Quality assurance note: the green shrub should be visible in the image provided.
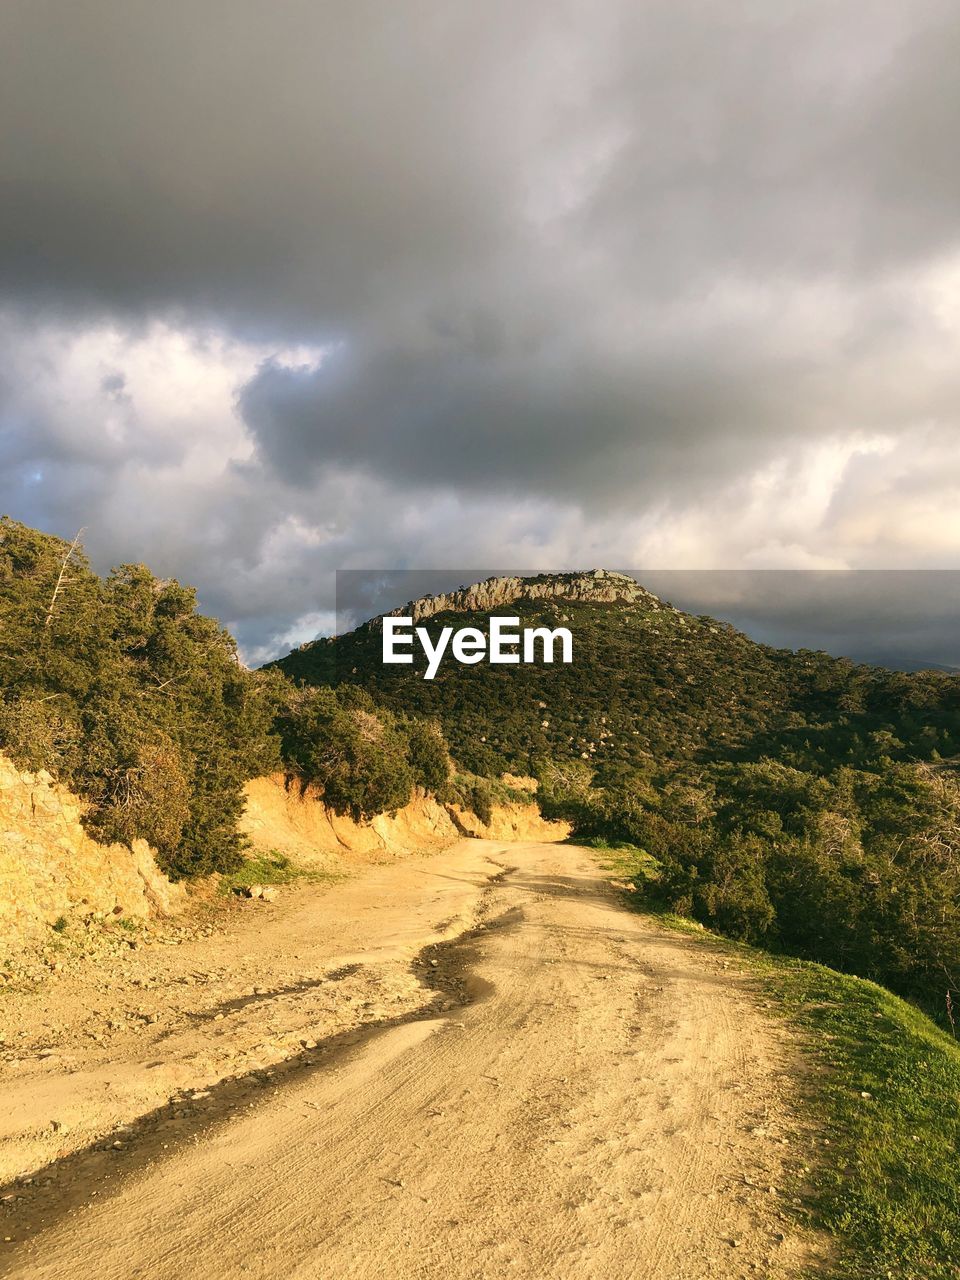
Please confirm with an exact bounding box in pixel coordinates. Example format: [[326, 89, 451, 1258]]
[[276, 685, 411, 819], [404, 717, 451, 794], [468, 778, 494, 826]]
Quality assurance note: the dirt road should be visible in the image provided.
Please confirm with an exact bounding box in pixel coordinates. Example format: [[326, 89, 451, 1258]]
[[1, 841, 818, 1278]]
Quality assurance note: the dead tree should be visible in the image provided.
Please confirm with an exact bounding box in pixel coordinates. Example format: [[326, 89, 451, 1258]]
[[44, 528, 85, 628]]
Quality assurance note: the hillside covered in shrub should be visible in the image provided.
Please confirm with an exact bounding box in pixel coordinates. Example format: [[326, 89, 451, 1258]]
[[0, 520, 458, 877]]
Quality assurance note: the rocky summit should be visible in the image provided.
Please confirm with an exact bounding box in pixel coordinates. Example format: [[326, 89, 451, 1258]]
[[381, 570, 666, 628]]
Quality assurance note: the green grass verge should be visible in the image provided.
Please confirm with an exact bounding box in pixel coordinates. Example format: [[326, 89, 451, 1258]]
[[760, 957, 960, 1279], [594, 846, 960, 1279], [576, 836, 661, 881], [217, 850, 341, 896]]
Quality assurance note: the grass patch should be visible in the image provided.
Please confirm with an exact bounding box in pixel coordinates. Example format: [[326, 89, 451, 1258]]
[[217, 850, 339, 896], [761, 957, 960, 1279], [596, 844, 960, 1279], [580, 837, 660, 881]]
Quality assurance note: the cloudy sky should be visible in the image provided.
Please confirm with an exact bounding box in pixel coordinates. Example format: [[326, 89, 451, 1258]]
[[2, 1, 960, 663]]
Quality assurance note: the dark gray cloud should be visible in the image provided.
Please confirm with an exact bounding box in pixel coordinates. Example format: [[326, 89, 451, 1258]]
[[238, 334, 785, 506], [3, 1, 959, 328], [639, 571, 960, 670], [0, 0, 539, 334], [2, 2, 960, 660]]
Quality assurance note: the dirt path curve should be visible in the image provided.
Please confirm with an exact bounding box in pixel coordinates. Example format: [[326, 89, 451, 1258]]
[[2, 842, 817, 1279]]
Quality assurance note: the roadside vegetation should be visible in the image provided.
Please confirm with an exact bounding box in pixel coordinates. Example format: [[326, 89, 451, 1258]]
[[0, 518, 282, 876], [275, 682, 451, 820], [544, 753, 960, 1027], [767, 957, 960, 1279]]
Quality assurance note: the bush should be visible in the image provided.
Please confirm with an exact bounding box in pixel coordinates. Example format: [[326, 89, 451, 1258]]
[[0, 695, 83, 776], [404, 718, 451, 794], [468, 778, 494, 826], [276, 685, 413, 819], [93, 733, 191, 859], [598, 757, 960, 1019]]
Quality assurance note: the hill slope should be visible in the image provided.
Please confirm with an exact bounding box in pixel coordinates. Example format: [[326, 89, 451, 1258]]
[[277, 570, 960, 780]]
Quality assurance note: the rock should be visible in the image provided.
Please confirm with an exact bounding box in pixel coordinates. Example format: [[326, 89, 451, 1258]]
[[375, 571, 660, 628], [260, 887, 278, 903]]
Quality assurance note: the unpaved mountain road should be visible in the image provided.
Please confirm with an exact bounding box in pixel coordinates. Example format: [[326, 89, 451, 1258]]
[[1, 841, 821, 1279]]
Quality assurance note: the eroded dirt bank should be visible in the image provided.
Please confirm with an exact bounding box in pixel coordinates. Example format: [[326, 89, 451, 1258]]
[[0, 753, 185, 952], [240, 773, 569, 868], [0, 842, 822, 1279]]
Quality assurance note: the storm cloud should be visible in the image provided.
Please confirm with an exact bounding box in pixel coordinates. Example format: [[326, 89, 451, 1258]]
[[1, 1, 960, 660]]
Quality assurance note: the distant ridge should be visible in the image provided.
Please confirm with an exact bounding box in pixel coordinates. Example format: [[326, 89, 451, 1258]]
[[373, 570, 667, 630]]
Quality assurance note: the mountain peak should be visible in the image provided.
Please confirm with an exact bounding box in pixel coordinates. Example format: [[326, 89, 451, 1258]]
[[382, 570, 665, 626]]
